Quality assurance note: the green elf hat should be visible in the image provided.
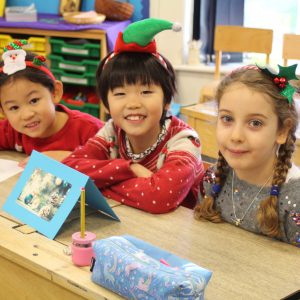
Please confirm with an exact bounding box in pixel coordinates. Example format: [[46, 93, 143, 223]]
[[114, 18, 181, 54]]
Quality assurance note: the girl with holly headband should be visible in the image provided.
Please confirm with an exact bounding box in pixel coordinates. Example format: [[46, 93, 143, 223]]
[[0, 40, 103, 166], [194, 64, 300, 246], [63, 18, 205, 213]]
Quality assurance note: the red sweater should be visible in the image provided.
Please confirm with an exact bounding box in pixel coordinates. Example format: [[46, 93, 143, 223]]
[[63, 116, 204, 214], [0, 104, 103, 155]]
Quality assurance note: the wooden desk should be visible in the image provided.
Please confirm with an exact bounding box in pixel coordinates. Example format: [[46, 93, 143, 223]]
[[1, 152, 299, 300], [0, 27, 107, 121], [181, 102, 300, 165]]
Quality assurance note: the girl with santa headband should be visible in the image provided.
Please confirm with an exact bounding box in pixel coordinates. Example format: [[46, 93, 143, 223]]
[[0, 40, 103, 166], [63, 18, 205, 213]]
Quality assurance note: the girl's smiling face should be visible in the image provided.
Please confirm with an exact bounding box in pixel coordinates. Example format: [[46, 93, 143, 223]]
[[0, 77, 63, 138], [217, 82, 289, 183], [107, 82, 169, 153]]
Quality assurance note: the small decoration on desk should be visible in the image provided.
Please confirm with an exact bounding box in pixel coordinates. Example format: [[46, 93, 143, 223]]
[[5, 3, 37, 22], [63, 10, 106, 24], [71, 187, 97, 267]]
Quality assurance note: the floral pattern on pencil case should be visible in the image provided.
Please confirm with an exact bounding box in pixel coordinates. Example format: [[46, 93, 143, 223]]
[[91, 236, 210, 300]]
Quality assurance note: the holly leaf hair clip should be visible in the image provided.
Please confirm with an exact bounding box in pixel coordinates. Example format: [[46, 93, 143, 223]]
[[258, 64, 298, 105]]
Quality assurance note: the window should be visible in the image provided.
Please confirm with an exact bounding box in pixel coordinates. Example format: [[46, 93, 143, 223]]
[[244, 0, 300, 66], [194, 0, 300, 66]]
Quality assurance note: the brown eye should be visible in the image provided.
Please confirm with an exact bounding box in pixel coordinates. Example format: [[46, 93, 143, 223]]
[[249, 120, 263, 127], [220, 115, 232, 123]]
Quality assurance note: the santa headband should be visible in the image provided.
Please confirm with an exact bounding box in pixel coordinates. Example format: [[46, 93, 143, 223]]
[[103, 18, 182, 69], [0, 39, 55, 82]]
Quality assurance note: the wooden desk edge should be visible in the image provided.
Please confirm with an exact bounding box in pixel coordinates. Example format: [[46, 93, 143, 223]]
[[0, 215, 122, 300]]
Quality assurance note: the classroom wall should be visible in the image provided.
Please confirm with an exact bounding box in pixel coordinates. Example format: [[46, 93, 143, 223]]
[[150, 0, 214, 105], [149, 0, 191, 65]]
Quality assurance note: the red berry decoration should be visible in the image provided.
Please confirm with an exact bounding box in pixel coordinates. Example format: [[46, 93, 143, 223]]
[[37, 56, 46, 62], [273, 76, 286, 89]]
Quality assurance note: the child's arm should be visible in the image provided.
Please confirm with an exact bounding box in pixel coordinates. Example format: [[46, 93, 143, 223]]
[[101, 151, 203, 213], [63, 135, 137, 187], [63, 125, 203, 213], [130, 163, 153, 177]]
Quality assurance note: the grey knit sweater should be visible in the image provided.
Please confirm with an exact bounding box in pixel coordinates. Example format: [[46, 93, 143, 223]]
[[199, 164, 300, 247]]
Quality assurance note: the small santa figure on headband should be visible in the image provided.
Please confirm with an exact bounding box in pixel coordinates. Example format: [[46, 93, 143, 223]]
[[2, 39, 28, 75]]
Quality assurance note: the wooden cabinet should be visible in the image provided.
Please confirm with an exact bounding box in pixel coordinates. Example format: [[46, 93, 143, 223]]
[[0, 27, 107, 120]]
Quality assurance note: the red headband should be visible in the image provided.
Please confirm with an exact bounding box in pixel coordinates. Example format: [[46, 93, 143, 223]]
[[103, 31, 168, 70], [0, 61, 56, 82]]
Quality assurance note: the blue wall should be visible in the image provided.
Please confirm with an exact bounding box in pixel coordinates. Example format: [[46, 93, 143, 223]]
[[6, 0, 60, 14], [6, 0, 149, 20]]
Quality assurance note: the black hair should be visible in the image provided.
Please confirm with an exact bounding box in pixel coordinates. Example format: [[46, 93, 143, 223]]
[[0, 52, 55, 93], [96, 52, 177, 123]]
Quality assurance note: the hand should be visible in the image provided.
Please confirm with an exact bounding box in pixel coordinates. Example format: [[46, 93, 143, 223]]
[[130, 163, 153, 178], [18, 151, 72, 168]]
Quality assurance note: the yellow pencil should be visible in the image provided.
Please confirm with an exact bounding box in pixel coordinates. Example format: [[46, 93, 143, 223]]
[[80, 187, 85, 238]]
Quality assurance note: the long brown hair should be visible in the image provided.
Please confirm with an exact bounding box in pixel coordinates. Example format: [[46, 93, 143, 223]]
[[194, 67, 298, 238]]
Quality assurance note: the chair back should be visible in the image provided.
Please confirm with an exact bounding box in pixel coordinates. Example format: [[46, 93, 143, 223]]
[[282, 34, 300, 66], [214, 25, 273, 79]]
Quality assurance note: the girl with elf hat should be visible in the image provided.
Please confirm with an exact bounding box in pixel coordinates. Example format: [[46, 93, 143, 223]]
[[63, 18, 205, 213], [195, 64, 300, 247], [0, 40, 103, 166]]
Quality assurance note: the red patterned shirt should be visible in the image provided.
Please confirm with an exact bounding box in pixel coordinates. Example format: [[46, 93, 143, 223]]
[[63, 116, 204, 213]]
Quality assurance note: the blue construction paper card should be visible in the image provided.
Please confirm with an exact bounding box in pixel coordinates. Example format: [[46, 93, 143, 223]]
[[2, 150, 119, 239]]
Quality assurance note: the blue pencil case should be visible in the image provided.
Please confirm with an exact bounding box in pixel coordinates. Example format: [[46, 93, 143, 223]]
[[91, 235, 212, 300]]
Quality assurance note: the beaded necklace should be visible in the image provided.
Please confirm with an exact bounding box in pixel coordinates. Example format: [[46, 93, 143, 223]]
[[125, 124, 167, 161]]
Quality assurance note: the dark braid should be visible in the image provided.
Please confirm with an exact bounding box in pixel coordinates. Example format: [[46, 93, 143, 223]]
[[215, 152, 228, 186], [194, 152, 228, 222]]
